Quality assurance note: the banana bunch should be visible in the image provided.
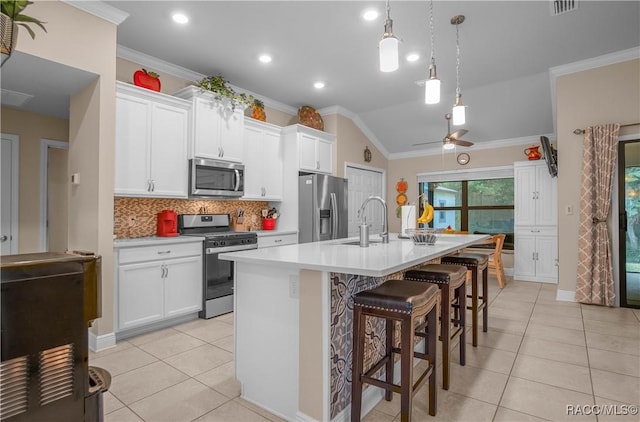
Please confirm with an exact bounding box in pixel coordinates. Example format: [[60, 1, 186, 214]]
[[417, 201, 434, 225]]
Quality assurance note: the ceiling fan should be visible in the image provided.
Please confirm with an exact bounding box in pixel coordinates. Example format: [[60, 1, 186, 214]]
[[413, 113, 474, 149]]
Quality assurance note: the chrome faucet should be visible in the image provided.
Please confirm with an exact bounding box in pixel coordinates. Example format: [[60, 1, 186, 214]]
[[357, 196, 389, 244]]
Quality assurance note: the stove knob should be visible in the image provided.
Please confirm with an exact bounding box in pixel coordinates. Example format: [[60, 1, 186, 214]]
[[212, 241, 219, 247], [220, 241, 226, 246]]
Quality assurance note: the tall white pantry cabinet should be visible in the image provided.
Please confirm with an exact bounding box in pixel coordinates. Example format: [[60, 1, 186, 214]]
[[514, 161, 558, 283]]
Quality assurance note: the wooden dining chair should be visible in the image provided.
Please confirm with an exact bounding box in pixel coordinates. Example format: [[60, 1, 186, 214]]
[[484, 234, 506, 288]]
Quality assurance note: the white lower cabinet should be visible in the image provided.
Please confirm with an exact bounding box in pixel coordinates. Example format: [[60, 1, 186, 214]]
[[116, 241, 202, 332], [514, 227, 558, 283]]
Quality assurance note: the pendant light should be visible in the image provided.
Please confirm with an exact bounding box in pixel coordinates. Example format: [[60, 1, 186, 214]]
[[451, 15, 466, 126], [424, 0, 440, 104], [379, 0, 399, 72]]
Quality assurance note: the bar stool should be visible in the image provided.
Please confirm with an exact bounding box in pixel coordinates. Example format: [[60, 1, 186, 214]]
[[405, 264, 467, 390], [440, 253, 488, 347], [351, 279, 439, 422]]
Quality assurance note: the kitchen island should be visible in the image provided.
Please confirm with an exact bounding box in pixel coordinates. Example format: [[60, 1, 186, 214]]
[[220, 233, 488, 422]]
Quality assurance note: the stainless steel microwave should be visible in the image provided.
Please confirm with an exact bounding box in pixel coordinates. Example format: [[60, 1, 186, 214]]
[[189, 158, 244, 198]]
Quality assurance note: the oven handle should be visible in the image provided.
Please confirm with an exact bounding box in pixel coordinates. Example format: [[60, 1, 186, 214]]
[[206, 244, 257, 254], [234, 169, 241, 191]]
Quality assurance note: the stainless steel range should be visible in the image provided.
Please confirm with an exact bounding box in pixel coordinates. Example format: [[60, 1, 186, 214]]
[[178, 214, 257, 319]]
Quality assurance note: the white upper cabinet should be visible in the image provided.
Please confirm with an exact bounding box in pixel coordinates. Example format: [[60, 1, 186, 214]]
[[243, 119, 283, 200], [282, 124, 335, 175], [514, 161, 557, 227], [174, 86, 246, 163], [115, 82, 189, 198]]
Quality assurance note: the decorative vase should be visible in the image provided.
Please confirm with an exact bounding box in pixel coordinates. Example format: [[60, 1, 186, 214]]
[[252, 104, 266, 121], [1, 13, 18, 64], [524, 146, 541, 160]]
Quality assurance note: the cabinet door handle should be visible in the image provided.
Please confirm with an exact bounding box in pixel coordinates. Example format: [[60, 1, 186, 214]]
[[532, 192, 536, 200], [165, 266, 169, 278], [532, 252, 536, 261], [157, 250, 171, 255], [316, 161, 320, 170], [274, 239, 282, 243], [531, 229, 540, 233], [221, 147, 224, 158], [218, 147, 222, 157], [151, 180, 155, 192], [147, 180, 152, 192]]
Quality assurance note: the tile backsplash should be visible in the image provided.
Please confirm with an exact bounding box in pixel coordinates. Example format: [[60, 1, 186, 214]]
[[114, 197, 269, 238]]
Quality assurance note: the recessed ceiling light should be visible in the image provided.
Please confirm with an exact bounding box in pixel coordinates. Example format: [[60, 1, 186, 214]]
[[314, 81, 325, 89], [363, 9, 378, 21], [172, 13, 189, 24], [258, 54, 272, 64], [406, 53, 420, 62]]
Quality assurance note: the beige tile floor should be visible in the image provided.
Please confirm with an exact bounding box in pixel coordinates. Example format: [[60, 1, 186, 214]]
[[92, 277, 640, 422]]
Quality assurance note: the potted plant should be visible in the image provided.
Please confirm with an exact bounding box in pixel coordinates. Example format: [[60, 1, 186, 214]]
[[1, 0, 47, 62], [195, 73, 255, 111]]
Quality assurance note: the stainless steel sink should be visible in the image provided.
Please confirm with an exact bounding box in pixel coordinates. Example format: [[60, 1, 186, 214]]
[[341, 240, 382, 246]]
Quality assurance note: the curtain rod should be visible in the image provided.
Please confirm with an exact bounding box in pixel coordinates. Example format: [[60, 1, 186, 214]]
[[573, 122, 640, 135]]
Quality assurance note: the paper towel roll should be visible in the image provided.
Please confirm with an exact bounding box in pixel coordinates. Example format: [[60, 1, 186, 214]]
[[401, 205, 416, 236]]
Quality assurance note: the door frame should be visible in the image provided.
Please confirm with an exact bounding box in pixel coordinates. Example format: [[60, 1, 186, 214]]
[[39, 139, 69, 251], [1, 133, 20, 254], [617, 135, 640, 308]]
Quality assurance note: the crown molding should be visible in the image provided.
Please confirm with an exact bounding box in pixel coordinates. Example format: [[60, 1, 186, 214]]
[[61, 1, 129, 25], [117, 45, 206, 82], [116, 45, 297, 116], [388, 133, 556, 160], [317, 105, 390, 158], [548, 47, 640, 134]]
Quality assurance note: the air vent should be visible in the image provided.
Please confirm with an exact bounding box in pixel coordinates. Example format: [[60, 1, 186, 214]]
[[39, 344, 74, 406], [551, 0, 579, 15], [0, 88, 34, 107], [0, 356, 29, 419]]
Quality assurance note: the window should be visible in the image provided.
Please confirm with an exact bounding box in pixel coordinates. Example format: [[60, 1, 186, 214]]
[[418, 177, 514, 249]]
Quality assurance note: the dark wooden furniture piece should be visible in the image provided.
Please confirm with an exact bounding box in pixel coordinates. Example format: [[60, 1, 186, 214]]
[[351, 279, 439, 422], [440, 253, 489, 347], [405, 264, 467, 390]]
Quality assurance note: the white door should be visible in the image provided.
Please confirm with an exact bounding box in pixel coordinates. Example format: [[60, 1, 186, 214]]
[[150, 102, 188, 197], [164, 256, 203, 318], [47, 146, 68, 252], [346, 165, 384, 237], [1, 135, 18, 255]]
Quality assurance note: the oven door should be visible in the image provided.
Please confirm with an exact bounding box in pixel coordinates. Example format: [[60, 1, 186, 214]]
[[204, 243, 257, 302], [204, 250, 234, 301]]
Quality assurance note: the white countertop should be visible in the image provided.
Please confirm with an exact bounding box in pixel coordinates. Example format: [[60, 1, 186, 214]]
[[220, 233, 489, 277], [113, 235, 205, 248]]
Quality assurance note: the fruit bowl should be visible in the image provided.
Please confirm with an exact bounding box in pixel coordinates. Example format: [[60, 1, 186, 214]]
[[405, 228, 439, 245]]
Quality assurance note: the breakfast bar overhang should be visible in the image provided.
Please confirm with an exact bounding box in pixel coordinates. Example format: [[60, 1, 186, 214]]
[[220, 233, 489, 421]]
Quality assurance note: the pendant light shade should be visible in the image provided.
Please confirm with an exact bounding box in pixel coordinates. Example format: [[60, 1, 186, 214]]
[[424, 0, 440, 104], [452, 94, 465, 125], [379, 0, 398, 73], [425, 65, 440, 104], [379, 35, 399, 72], [451, 15, 466, 126]]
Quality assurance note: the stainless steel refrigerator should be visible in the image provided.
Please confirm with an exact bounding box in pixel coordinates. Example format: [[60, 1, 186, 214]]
[[299, 174, 348, 243]]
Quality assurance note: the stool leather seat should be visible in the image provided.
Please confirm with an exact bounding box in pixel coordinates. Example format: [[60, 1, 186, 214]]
[[405, 265, 466, 286], [441, 253, 488, 267], [353, 279, 440, 313]]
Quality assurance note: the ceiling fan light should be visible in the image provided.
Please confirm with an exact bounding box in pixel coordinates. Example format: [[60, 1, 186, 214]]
[[452, 94, 466, 125], [443, 140, 456, 150], [424, 64, 440, 104], [379, 32, 399, 72]]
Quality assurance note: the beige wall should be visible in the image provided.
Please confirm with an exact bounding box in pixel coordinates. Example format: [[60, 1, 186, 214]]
[[18, 0, 118, 338], [556, 59, 640, 296], [330, 114, 388, 178], [1, 107, 69, 252]]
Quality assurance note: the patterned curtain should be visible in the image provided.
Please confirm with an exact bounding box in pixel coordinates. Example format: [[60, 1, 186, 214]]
[[575, 124, 620, 306]]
